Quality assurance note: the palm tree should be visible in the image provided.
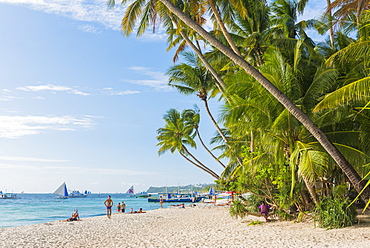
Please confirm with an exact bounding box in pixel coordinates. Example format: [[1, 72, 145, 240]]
[[109, 0, 370, 200], [327, 0, 370, 25], [182, 107, 227, 168], [156, 108, 220, 179], [157, 0, 370, 201], [167, 52, 228, 141]]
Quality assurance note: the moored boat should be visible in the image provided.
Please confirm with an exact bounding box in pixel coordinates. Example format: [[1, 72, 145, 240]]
[[148, 193, 202, 203], [136, 191, 151, 198], [68, 190, 88, 198], [0, 191, 17, 199]]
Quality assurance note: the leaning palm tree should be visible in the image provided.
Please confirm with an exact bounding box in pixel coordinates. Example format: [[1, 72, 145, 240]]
[[156, 108, 220, 179]]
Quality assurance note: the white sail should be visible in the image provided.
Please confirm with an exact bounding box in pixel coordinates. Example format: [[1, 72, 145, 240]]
[[53, 182, 68, 197], [126, 185, 134, 194], [121, 185, 135, 197]]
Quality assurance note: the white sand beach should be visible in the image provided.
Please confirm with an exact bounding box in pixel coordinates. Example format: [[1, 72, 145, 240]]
[[1, 206, 369, 248]]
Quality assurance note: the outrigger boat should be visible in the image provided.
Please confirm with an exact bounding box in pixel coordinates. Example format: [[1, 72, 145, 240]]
[[148, 193, 202, 203], [53, 182, 69, 199], [68, 190, 88, 198], [0, 191, 17, 199], [53, 182, 90, 198]]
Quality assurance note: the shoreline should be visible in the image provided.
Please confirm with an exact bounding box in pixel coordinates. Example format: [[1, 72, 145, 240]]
[[1, 206, 370, 247]]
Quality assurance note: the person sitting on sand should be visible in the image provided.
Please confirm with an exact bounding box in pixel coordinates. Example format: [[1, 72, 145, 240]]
[[128, 208, 146, 214], [63, 209, 80, 222], [258, 201, 270, 222]]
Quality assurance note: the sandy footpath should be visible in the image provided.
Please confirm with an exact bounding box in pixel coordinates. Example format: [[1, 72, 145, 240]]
[[1, 206, 370, 248]]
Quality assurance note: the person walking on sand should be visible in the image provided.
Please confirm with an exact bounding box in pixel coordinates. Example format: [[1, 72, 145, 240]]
[[121, 201, 126, 213], [259, 201, 270, 222], [104, 195, 113, 218], [117, 202, 121, 213], [159, 196, 163, 208]]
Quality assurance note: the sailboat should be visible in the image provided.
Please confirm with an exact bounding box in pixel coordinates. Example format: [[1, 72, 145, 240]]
[[121, 185, 135, 197], [53, 182, 69, 199], [53, 183, 89, 198]]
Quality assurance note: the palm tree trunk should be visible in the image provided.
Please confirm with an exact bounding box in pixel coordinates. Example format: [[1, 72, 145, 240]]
[[208, 0, 241, 56], [196, 129, 226, 168], [203, 99, 245, 167], [181, 145, 220, 180], [248, 130, 254, 166], [178, 30, 227, 91], [169, 15, 227, 92], [326, 0, 335, 49], [203, 99, 228, 143], [159, 0, 370, 202], [302, 176, 319, 205]]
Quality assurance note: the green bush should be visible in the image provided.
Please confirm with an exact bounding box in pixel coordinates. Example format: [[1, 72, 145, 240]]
[[229, 198, 248, 218], [313, 197, 357, 229]]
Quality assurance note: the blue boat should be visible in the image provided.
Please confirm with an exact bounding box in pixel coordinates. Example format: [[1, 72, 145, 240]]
[[148, 193, 202, 203]]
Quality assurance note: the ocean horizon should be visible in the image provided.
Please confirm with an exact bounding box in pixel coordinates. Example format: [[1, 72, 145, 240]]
[[0, 193, 166, 228]]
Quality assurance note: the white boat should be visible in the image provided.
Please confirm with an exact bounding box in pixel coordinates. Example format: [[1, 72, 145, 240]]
[[121, 185, 136, 197], [0, 190, 17, 199], [68, 190, 88, 198], [53, 183, 89, 198]]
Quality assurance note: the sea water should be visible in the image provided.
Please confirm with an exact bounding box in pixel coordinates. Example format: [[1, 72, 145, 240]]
[[0, 194, 168, 228]]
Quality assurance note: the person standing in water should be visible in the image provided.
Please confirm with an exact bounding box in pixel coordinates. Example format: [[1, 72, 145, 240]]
[[121, 201, 126, 213], [104, 195, 113, 218]]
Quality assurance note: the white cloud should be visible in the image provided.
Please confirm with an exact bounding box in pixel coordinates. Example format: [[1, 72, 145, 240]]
[[0, 96, 19, 101], [17, 84, 90, 95], [78, 24, 100, 34], [103, 88, 140, 96], [0, 162, 155, 176], [0, 156, 66, 162], [0, 115, 96, 138], [125, 67, 172, 91], [0, 0, 166, 42]]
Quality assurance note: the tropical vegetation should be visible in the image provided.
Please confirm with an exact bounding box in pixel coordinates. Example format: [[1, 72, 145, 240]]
[[109, 0, 370, 228]]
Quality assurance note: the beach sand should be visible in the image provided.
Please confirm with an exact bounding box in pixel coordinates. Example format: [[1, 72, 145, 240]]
[[1, 206, 369, 247]]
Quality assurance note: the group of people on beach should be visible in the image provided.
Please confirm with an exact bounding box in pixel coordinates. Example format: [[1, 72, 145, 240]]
[[64, 196, 271, 222], [104, 195, 145, 218]]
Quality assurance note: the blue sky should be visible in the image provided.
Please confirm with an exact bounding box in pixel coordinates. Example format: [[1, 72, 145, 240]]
[[0, 0, 326, 193]]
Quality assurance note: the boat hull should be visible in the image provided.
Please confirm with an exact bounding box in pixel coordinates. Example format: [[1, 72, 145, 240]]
[[68, 195, 88, 198], [148, 198, 201, 203], [0, 194, 17, 199]]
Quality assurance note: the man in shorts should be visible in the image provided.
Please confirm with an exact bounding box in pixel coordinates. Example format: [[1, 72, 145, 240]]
[[104, 195, 113, 218]]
